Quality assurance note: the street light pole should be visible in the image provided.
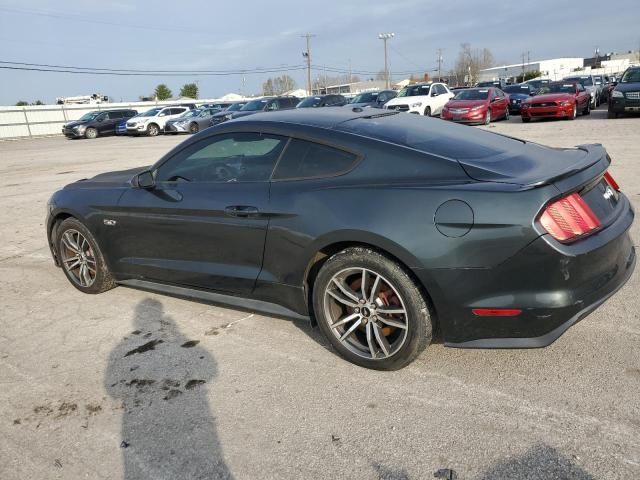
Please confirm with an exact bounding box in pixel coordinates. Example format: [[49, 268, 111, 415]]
[[301, 33, 315, 95], [378, 33, 394, 89]]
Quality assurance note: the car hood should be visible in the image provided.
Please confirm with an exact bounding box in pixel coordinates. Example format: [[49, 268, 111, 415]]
[[64, 120, 87, 128], [445, 99, 487, 109], [229, 111, 260, 119], [526, 93, 572, 103], [66, 167, 148, 189], [385, 96, 428, 105], [615, 82, 640, 93]]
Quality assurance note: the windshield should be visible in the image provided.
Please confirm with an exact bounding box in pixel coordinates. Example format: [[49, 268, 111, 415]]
[[503, 85, 530, 94], [453, 89, 489, 100], [140, 108, 162, 117], [397, 85, 430, 97], [621, 69, 640, 83], [351, 92, 377, 103], [178, 109, 200, 119], [566, 77, 593, 87], [226, 103, 245, 112], [241, 99, 268, 111], [297, 96, 323, 108], [78, 112, 99, 121], [538, 83, 576, 94]]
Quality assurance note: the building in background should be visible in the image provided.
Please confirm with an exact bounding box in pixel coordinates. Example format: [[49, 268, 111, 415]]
[[478, 58, 584, 83]]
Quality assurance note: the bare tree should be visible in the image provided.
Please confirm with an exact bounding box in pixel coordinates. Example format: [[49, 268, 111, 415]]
[[262, 75, 296, 95], [453, 43, 495, 86]]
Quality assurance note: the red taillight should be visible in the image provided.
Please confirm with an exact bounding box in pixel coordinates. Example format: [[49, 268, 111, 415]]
[[540, 193, 601, 242], [472, 308, 522, 317], [604, 171, 620, 191]]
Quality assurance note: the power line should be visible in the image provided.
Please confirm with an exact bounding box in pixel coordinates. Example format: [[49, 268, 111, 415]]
[[0, 6, 195, 33], [0, 65, 307, 77]]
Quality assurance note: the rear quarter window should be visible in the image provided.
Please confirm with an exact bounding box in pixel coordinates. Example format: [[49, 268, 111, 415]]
[[273, 139, 358, 180]]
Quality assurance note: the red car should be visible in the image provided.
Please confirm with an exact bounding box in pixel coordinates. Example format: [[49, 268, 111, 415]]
[[441, 87, 509, 125], [521, 82, 591, 122]]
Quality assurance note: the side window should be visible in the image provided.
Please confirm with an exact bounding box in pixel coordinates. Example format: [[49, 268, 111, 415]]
[[156, 133, 287, 183], [110, 111, 123, 119], [96, 112, 108, 121], [171, 108, 187, 115], [273, 139, 358, 180], [126, 111, 137, 118], [266, 100, 279, 111]]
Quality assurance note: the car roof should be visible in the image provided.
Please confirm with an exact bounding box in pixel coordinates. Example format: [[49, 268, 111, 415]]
[[227, 107, 388, 129]]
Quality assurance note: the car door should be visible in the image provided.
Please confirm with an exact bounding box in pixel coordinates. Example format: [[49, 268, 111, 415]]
[[495, 89, 508, 117], [108, 132, 289, 294]]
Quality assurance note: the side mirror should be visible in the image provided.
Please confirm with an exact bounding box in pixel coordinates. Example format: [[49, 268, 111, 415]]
[[135, 170, 155, 189]]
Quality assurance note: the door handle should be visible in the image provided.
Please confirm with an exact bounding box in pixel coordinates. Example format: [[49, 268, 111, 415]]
[[224, 205, 259, 218]]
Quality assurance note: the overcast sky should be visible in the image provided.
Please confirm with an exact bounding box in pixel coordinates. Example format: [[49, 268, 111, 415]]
[[0, 0, 638, 104]]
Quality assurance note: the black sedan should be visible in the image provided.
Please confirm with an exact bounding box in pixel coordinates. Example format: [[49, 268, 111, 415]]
[[46, 109, 635, 370], [503, 83, 535, 114], [608, 66, 640, 118]]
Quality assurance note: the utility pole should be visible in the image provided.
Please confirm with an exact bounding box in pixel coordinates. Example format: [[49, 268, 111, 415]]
[[436, 48, 444, 82], [301, 34, 315, 95], [521, 52, 526, 81], [378, 33, 395, 89]]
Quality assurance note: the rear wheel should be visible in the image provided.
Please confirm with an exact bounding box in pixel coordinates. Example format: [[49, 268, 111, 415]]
[[147, 123, 160, 137], [583, 101, 591, 115], [85, 127, 98, 139], [522, 117, 531, 123], [313, 247, 431, 370], [189, 122, 199, 134], [424, 106, 431, 117], [56, 217, 116, 294]]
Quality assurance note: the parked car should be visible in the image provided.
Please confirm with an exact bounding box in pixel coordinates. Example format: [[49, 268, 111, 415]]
[[608, 66, 640, 118], [221, 96, 299, 122], [348, 90, 397, 109], [126, 106, 190, 136], [62, 109, 137, 139], [525, 78, 551, 92], [199, 103, 233, 110], [563, 75, 599, 108], [593, 75, 610, 103], [521, 81, 591, 122], [208, 102, 247, 127], [46, 108, 635, 369], [441, 87, 509, 124], [476, 79, 506, 89], [297, 94, 347, 108], [384, 82, 454, 116], [503, 84, 535, 114], [165, 108, 219, 134]]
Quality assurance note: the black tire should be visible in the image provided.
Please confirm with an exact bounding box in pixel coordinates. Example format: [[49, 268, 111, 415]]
[[313, 247, 431, 370], [55, 217, 116, 294], [189, 122, 199, 134], [424, 106, 431, 117], [522, 117, 531, 123], [583, 102, 591, 115], [85, 127, 98, 139], [607, 111, 618, 119], [504, 108, 510, 121], [568, 103, 577, 120], [484, 109, 491, 125], [147, 123, 160, 137]]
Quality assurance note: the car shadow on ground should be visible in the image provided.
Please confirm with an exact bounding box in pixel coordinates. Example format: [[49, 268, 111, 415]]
[[105, 298, 233, 479]]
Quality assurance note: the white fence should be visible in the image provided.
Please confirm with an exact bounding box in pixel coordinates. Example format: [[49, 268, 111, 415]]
[[0, 98, 241, 139]]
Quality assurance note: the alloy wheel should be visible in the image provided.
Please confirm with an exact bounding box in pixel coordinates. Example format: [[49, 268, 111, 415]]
[[189, 123, 199, 134], [60, 229, 97, 287], [323, 267, 409, 360]]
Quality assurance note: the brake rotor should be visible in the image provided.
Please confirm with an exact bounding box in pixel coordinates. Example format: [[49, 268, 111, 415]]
[[349, 277, 401, 336]]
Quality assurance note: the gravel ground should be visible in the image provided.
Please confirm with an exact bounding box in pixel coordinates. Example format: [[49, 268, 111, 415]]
[[1, 107, 638, 480]]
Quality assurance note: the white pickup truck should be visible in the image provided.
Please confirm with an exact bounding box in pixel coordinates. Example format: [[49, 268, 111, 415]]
[[126, 106, 190, 136], [384, 82, 454, 116]]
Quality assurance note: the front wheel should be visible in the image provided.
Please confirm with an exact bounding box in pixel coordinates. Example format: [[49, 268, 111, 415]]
[[56, 217, 116, 294], [569, 103, 577, 120], [504, 108, 510, 121], [85, 127, 98, 139], [484, 109, 491, 125], [607, 111, 618, 119], [189, 122, 199, 134], [147, 123, 160, 137], [424, 106, 431, 117], [313, 247, 432, 370]]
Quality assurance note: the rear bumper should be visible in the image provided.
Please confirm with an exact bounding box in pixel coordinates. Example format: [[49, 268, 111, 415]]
[[416, 195, 635, 348]]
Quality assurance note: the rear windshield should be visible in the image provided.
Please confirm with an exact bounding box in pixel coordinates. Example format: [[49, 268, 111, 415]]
[[336, 111, 522, 160], [350, 92, 378, 103], [297, 96, 323, 108], [503, 85, 530, 94], [454, 89, 489, 100]]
